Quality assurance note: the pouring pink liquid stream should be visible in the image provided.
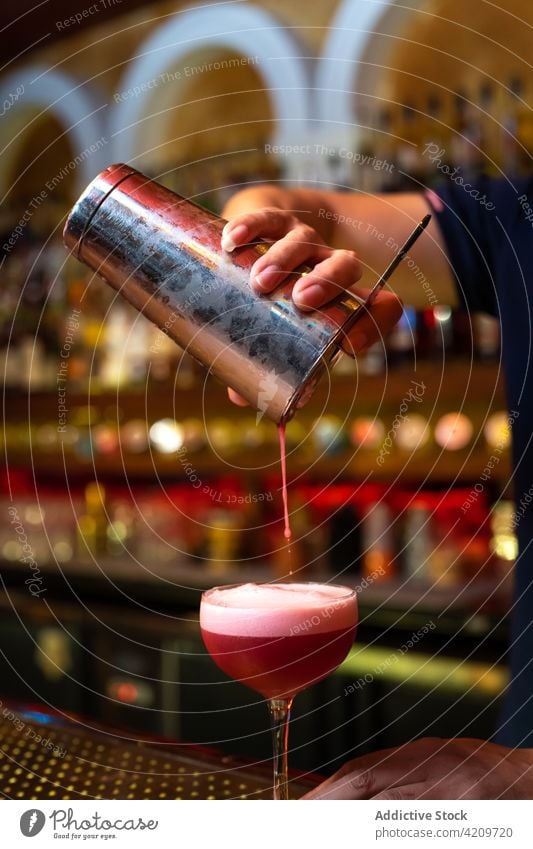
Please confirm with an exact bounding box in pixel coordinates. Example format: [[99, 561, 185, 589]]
[[278, 423, 292, 542]]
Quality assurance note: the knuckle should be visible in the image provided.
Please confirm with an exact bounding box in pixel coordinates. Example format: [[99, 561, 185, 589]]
[[333, 758, 359, 779], [294, 222, 319, 243], [452, 740, 485, 764], [284, 211, 301, 227], [413, 736, 443, 752], [335, 249, 362, 280], [268, 208, 298, 229], [337, 248, 359, 265], [264, 236, 294, 260], [347, 768, 374, 794]]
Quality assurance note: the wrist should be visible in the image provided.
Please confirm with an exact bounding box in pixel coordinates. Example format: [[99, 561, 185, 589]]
[[221, 186, 288, 220]]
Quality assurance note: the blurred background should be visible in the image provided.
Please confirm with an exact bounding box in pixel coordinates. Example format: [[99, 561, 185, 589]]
[[0, 0, 531, 775]]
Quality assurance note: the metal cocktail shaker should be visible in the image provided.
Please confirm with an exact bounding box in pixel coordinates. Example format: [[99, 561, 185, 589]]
[[63, 164, 365, 423]]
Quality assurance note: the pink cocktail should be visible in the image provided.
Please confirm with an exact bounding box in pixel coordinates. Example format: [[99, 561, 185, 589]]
[[200, 582, 358, 799]]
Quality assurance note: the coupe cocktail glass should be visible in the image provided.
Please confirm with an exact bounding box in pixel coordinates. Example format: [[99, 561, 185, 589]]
[[200, 582, 358, 799]]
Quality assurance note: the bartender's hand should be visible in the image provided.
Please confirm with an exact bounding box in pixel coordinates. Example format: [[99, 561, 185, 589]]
[[302, 737, 533, 800], [221, 208, 402, 406]]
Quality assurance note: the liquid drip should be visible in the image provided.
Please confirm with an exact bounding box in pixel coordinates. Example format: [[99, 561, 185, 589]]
[[278, 422, 292, 542]]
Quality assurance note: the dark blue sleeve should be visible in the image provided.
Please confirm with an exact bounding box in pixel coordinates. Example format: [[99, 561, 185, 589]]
[[425, 176, 533, 317], [426, 175, 533, 747]]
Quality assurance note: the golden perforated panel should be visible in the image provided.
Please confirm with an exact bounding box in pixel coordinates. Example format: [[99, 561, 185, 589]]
[[0, 708, 316, 800]]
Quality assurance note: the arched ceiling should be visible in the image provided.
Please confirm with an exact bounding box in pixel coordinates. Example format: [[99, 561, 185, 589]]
[[358, 0, 533, 108], [131, 47, 274, 169]]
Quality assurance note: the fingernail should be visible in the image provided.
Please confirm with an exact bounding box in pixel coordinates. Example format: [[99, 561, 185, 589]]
[[293, 283, 327, 310], [221, 234, 236, 252], [254, 264, 281, 291], [221, 223, 248, 252]]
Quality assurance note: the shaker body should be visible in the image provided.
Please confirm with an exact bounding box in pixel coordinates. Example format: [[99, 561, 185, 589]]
[[63, 164, 363, 423]]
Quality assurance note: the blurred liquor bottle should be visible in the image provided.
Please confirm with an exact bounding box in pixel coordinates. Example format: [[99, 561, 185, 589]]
[[361, 500, 397, 580]]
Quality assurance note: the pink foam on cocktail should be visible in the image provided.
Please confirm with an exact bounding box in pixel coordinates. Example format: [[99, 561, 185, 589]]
[[200, 582, 357, 637]]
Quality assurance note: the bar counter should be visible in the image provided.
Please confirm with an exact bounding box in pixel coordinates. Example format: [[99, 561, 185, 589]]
[[0, 702, 319, 800]]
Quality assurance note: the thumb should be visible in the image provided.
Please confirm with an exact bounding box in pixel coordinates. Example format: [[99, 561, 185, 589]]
[[341, 288, 403, 356]]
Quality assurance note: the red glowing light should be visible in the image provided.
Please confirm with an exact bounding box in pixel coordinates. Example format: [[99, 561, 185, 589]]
[[115, 682, 138, 704]]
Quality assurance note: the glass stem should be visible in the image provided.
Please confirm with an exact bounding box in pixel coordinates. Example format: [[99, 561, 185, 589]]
[[268, 698, 293, 800]]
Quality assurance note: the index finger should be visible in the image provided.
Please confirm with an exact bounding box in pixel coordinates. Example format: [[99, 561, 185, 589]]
[[221, 208, 297, 251]]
